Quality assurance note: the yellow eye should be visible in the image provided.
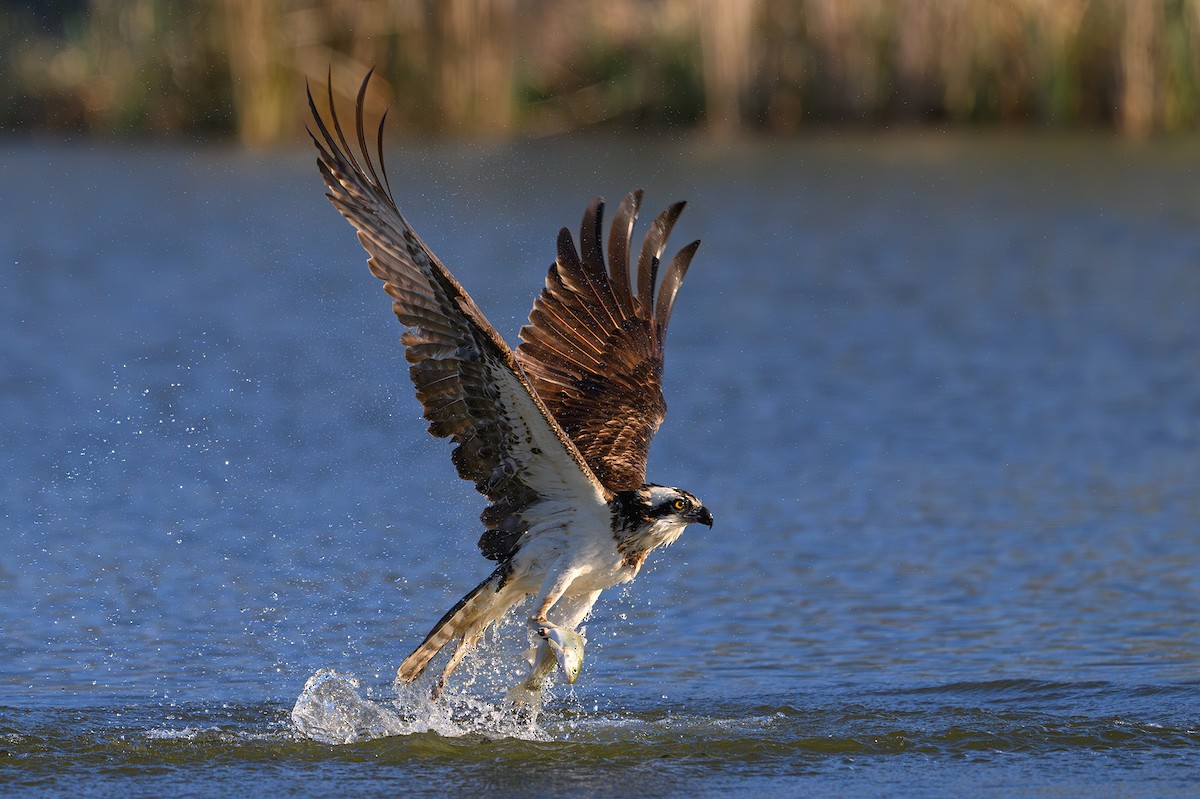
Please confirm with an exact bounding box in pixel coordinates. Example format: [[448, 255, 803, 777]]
[[672, 498, 688, 511]]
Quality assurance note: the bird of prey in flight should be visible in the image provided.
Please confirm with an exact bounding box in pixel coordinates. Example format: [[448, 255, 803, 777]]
[[308, 72, 713, 699]]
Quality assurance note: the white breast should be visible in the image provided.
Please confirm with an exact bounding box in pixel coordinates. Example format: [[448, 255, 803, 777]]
[[506, 495, 626, 591]]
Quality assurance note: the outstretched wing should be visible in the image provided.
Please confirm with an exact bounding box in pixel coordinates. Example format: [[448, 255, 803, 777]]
[[515, 191, 700, 492], [308, 72, 611, 564]]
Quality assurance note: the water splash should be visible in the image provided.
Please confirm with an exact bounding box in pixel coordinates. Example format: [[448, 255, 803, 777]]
[[291, 668, 551, 744], [291, 670, 409, 744], [290, 604, 589, 743]]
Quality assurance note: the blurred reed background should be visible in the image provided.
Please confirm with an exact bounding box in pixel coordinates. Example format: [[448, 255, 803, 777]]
[[3, 0, 1200, 143]]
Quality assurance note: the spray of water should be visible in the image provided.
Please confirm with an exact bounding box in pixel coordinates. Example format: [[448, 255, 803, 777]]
[[290, 609, 577, 743]]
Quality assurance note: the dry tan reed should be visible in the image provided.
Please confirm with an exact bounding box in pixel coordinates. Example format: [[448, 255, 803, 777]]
[[3, 0, 1200, 141]]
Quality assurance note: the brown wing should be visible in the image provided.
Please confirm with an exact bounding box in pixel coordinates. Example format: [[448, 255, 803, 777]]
[[308, 72, 610, 564], [515, 191, 701, 492]]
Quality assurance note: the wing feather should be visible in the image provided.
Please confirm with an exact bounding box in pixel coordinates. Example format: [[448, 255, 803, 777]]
[[308, 73, 611, 564], [635, 202, 686, 317], [654, 239, 702, 338], [606, 190, 641, 318], [516, 192, 701, 491]]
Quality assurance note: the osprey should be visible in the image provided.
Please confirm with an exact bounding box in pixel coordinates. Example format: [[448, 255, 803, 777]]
[[308, 73, 713, 698]]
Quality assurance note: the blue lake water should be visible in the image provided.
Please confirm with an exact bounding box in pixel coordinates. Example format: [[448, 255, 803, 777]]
[[2, 133, 1199, 796]]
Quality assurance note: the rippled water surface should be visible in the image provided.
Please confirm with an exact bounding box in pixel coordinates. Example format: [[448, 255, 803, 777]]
[[3, 134, 1199, 797]]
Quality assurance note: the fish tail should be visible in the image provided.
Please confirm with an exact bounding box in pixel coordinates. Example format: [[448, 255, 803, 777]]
[[396, 566, 511, 684]]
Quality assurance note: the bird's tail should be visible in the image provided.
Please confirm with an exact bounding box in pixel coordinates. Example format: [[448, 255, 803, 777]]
[[396, 567, 513, 684]]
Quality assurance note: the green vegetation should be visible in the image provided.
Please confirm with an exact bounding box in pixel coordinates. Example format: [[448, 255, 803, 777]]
[[4, 0, 1200, 142]]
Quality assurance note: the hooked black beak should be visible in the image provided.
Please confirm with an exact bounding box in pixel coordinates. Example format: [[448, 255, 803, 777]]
[[691, 506, 714, 528]]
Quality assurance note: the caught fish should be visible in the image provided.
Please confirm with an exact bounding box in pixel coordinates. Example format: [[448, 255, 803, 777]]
[[513, 621, 587, 698], [538, 623, 587, 684]]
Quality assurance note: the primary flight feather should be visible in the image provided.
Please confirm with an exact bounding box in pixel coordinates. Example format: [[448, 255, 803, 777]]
[[308, 72, 712, 699]]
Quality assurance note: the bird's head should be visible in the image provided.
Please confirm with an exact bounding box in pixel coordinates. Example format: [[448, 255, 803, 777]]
[[642, 484, 713, 529], [613, 484, 713, 545]]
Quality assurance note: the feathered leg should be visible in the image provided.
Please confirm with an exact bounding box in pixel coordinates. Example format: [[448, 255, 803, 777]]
[[431, 633, 479, 699], [530, 565, 583, 623]]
